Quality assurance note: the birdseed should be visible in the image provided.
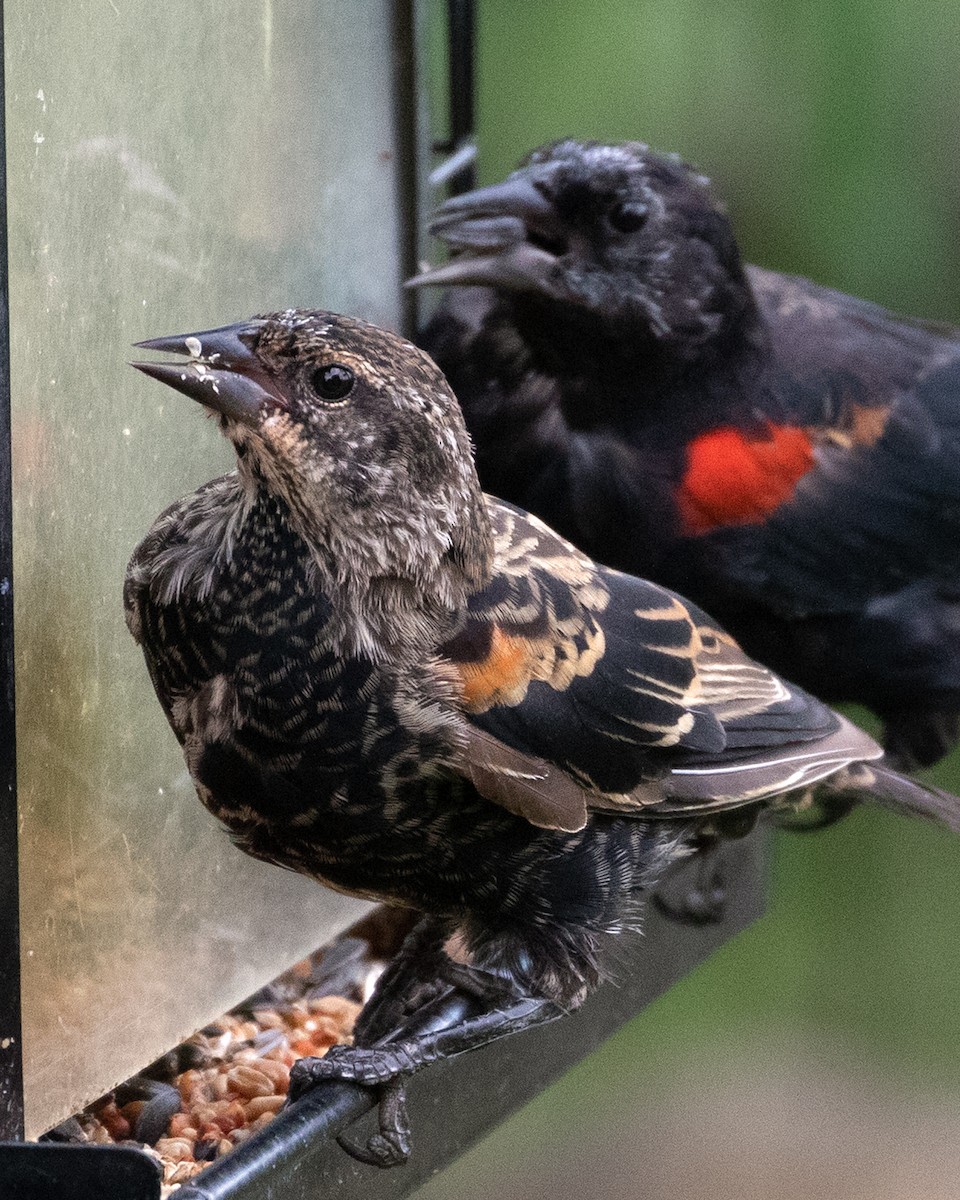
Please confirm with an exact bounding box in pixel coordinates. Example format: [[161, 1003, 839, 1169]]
[[39, 933, 381, 1197]]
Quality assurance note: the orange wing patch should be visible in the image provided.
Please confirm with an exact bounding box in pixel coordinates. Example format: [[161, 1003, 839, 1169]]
[[677, 422, 814, 535], [448, 619, 606, 714], [457, 625, 535, 710]]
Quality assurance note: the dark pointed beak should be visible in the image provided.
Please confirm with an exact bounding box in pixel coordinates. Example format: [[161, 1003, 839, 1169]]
[[407, 169, 571, 296], [131, 319, 284, 426], [430, 173, 560, 236]]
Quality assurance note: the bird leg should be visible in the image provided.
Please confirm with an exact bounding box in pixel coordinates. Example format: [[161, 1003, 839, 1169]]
[[654, 787, 860, 929], [289, 929, 565, 1167], [350, 917, 454, 1046], [353, 916, 536, 1045], [338, 1076, 412, 1167], [653, 841, 728, 926]]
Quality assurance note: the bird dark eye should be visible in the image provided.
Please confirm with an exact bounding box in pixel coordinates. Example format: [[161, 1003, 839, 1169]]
[[311, 364, 355, 402], [609, 201, 648, 234]]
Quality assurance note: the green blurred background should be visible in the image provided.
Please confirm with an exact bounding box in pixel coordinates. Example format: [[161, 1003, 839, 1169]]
[[417, 3, 960, 1197]]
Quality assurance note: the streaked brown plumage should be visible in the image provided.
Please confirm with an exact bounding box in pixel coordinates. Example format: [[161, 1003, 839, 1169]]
[[125, 309, 960, 1166]]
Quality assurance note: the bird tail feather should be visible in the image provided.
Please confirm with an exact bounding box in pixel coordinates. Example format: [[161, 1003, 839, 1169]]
[[833, 760, 960, 833]]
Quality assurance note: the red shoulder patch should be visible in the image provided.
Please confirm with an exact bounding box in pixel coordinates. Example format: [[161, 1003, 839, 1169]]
[[677, 422, 814, 535]]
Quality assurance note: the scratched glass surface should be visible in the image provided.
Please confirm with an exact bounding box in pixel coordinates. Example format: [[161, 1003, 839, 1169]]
[[6, 1, 409, 1136]]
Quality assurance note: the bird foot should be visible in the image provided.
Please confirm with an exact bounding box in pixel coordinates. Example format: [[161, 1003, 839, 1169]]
[[653, 846, 727, 926], [287, 985, 564, 1167], [881, 708, 960, 773], [777, 792, 858, 832], [337, 1125, 412, 1170], [289, 1046, 417, 1168], [350, 918, 519, 1048], [289, 1042, 422, 1097]]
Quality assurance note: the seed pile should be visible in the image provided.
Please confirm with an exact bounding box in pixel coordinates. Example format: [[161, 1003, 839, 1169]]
[[42, 933, 381, 1195]]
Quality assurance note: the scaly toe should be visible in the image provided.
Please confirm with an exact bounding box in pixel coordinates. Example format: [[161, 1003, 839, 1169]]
[[337, 1129, 411, 1169]]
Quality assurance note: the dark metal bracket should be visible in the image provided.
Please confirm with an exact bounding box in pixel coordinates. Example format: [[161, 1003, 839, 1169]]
[[0, 1144, 162, 1200]]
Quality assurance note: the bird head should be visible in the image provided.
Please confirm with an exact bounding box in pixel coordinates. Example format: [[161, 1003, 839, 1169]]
[[132, 310, 493, 605], [411, 140, 756, 358]]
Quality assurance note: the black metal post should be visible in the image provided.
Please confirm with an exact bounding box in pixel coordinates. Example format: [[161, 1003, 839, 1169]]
[[446, 0, 475, 187], [392, 0, 420, 337], [430, 0, 477, 196]]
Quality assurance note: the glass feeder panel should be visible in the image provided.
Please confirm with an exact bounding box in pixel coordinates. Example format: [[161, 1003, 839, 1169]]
[[5, 0, 405, 1136]]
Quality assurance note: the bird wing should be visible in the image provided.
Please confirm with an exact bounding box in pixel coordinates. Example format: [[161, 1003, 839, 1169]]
[[748, 264, 960, 406], [676, 269, 960, 613], [440, 500, 880, 831], [701, 356, 960, 613]]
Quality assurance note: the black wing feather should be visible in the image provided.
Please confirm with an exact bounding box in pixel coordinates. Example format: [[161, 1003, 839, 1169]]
[[715, 359, 960, 612], [454, 503, 877, 825]]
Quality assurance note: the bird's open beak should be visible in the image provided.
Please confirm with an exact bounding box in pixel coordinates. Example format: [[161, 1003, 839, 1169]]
[[406, 171, 571, 297], [131, 319, 284, 426]]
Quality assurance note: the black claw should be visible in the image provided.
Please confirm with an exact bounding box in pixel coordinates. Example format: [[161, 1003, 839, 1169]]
[[287, 1055, 326, 1105], [337, 1078, 412, 1168], [286, 975, 562, 1170], [288, 1047, 360, 1099], [287, 1052, 413, 1169], [337, 1129, 412, 1169], [288, 1044, 417, 1097]]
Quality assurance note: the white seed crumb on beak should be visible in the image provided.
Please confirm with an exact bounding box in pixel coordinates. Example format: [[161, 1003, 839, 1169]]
[[185, 336, 203, 359]]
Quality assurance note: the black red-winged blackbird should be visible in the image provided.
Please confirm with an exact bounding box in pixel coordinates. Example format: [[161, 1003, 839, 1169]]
[[412, 139, 960, 770], [126, 310, 960, 1167]]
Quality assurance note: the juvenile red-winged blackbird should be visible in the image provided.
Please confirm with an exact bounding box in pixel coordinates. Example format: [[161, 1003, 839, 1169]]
[[412, 139, 960, 770], [126, 310, 960, 1167]]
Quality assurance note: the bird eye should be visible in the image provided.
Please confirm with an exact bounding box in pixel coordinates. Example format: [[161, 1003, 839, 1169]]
[[609, 201, 648, 234], [311, 363, 355, 402]]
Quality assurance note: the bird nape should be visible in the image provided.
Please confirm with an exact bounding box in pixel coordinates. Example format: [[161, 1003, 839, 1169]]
[[126, 308, 960, 1167], [411, 138, 960, 771]]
